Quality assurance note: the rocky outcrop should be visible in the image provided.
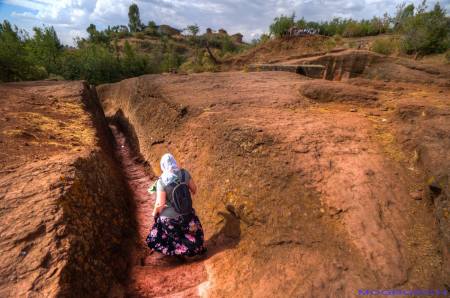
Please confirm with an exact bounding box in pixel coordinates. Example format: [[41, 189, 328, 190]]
[[296, 50, 450, 85], [0, 82, 133, 297], [97, 71, 448, 297], [302, 50, 382, 80]]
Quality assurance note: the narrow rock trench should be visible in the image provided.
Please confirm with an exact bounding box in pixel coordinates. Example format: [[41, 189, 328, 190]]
[[109, 124, 208, 297]]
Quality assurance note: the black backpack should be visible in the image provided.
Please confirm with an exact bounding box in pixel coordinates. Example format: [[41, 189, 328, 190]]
[[163, 170, 193, 215]]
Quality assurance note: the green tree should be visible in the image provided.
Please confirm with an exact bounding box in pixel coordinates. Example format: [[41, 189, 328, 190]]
[[269, 14, 295, 38], [161, 42, 183, 72], [87, 24, 98, 40], [400, 1, 450, 55], [186, 24, 200, 36], [259, 33, 270, 43], [128, 3, 143, 33], [111, 25, 130, 38], [394, 3, 415, 31], [145, 21, 158, 36], [60, 43, 121, 84], [121, 41, 151, 77], [91, 25, 113, 45], [27, 26, 62, 74], [0, 20, 45, 81]]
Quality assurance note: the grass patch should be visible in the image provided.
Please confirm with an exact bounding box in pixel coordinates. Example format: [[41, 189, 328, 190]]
[[6, 111, 95, 147], [372, 125, 407, 162], [370, 38, 399, 55]]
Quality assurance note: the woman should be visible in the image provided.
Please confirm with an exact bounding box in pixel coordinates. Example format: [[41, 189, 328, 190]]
[[146, 153, 206, 257]]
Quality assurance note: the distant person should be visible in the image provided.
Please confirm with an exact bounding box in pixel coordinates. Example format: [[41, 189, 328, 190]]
[[146, 153, 206, 258]]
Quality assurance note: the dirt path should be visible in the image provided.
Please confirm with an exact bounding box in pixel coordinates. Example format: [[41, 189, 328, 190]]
[[109, 124, 208, 298]]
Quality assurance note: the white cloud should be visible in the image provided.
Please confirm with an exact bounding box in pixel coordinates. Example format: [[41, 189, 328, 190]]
[[3, 0, 450, 45], [4, 0, 47, 11]]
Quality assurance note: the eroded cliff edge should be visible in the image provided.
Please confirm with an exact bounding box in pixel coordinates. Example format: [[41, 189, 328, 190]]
[[0, 81, 134, 297]]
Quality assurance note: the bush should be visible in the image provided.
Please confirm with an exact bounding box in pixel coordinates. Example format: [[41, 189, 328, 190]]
[[333, 34, 343, 44], [342, 21, 364, 37], [121, 41, 152, 77], [26, 26, 63, 75], [269, 14, 295, 38], [116, 31, 129, 39], [145, 21, 159, 36], [66, 44, 122, 84], [400, 2, 450, 55], [0, 21, 48, 81], [371, 38, 396, 55], [139, 40, 152, 50], [203, 34, 239, 56], [178, 50, 217, 73], [0, 21, 166, 84], [134, 32, 145, 40], [324, 38, 336, 52], [160, 43, 184, 72], [179, 60, 204, 73]]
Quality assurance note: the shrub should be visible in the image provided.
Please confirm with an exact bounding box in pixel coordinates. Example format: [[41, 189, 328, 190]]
[[134, 32, 145, 39], [371, 38, 396, 55], [121, 41, 152, 78], [0, 20, 48, 81], [116, 31, 129, 39], [324, 38, 337, 52], [333, 34, 343, 44], [145, 21, 159, 36], [26, 26, 63, 75], [400, 2, 450, 55], [140, 40, 153, 50], [160, 44, 184, 72], [269, 14, 295, 38], [72, 44, 122, 84], [179, 60, 203, 73]]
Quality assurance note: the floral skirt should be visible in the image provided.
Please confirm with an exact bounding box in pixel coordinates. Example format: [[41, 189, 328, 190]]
[[146, 212, 206, 256]]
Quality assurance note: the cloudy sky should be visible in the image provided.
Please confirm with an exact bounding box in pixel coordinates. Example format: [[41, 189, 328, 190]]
[[0, 0, 449, 45]]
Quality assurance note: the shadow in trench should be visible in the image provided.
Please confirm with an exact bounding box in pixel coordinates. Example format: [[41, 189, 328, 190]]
[[204, 209, 242, 259]]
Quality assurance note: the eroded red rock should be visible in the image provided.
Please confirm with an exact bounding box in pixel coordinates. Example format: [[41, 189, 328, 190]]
[[97, 69, 449, 297], [0, 82, 134, 297]]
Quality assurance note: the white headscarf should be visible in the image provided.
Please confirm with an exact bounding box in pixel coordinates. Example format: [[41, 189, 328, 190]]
[[160, 153, 180, 185]]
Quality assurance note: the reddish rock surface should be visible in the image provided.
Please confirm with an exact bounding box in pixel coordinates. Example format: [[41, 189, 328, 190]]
[[109, 124, 208, 297], [97, 67, 449, 296], [1, 49, 449, 297], [0, 82, 133, 297]]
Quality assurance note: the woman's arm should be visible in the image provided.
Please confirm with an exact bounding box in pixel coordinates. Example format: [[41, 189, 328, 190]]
[[188, 178, 197, 195], [152, 191, 166, 217]]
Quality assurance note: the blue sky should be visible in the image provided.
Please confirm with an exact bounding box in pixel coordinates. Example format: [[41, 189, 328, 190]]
[[1, 0, 449, 45]]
